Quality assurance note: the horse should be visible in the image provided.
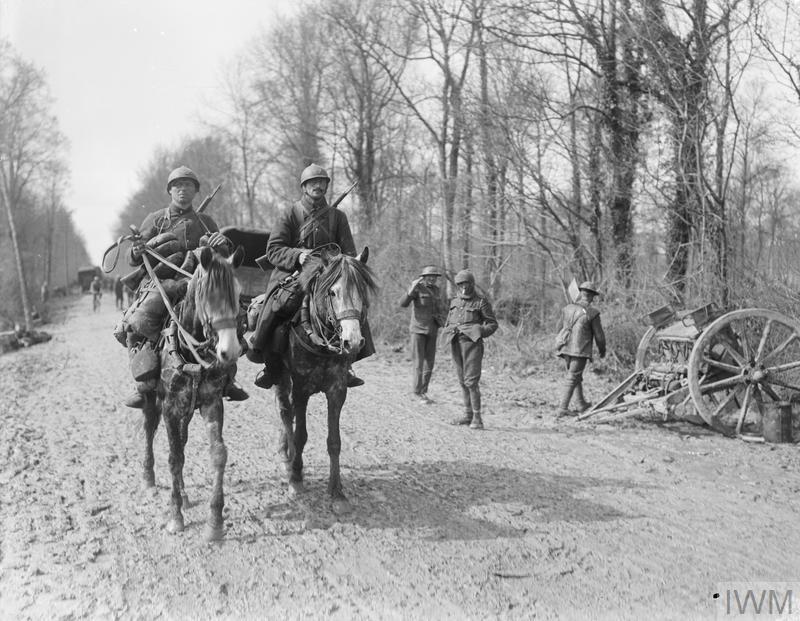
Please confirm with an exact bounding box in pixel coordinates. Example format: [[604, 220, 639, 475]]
[[140, 244, 244, 541], [274, 247, 377, 514]]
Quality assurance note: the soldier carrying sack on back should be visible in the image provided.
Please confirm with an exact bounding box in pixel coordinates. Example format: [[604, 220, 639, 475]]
[[117, 166, 249, 409], [555, 281, 606, 417], [248, 163, 373, 389]]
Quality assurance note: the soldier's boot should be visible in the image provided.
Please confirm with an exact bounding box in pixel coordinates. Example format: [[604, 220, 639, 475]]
[[451, 411, 473, 426], [224, 381, 249, 401], [125, 380, 156, 409], [469, 410, 484, 430], [556, 376, 579, 417], [254, 353, 283, 390], [346, 365, 365, 388], [574, 383, 591, 413]]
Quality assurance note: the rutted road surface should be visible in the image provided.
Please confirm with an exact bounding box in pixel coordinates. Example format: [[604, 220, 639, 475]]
[[2, 296, 800, 620]]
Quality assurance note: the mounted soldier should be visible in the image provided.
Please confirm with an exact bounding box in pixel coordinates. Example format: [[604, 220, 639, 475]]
[[119, 166, 248, 408], [248, 163, 373, 389]]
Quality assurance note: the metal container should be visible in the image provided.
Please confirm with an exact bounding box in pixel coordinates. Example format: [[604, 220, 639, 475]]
[[643, 305, 675, 328], [762, 402, 793, 443]]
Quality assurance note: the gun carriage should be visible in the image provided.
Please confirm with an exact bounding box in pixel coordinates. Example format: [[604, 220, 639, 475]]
[[582, 305, 800, 439]]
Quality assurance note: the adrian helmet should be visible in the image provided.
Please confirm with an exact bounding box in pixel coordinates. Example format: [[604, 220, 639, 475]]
[[166, 166, 200, 193], [300, 163, 330, 185], [420, 265, 441, 277], [454, 269, 475, 285], [578, 280, 600, 295]]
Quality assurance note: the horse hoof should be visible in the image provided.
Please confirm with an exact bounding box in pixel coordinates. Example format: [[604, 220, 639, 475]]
[[141, 473, 156, 489], [181, 494, 190, 508], [204, 525, 224, 542], [166, 516, 185, 534], [331, 498, 352, 515]]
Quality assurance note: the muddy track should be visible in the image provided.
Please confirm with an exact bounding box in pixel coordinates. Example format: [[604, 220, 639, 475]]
[[1, 296, 799, 620]]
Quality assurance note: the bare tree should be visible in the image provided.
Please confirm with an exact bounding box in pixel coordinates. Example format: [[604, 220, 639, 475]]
[[0, 41, 67, 331]]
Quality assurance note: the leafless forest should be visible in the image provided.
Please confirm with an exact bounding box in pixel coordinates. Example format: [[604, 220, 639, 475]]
[[4, 0, 800, 358]]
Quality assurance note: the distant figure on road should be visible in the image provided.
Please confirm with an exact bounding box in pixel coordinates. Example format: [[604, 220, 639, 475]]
[[40, 281, 49, 305], [114, 276, 124, 310], [441, 269, 498, 430], [89, 275, 102, 312], [555, 281, 606, 417], [399, 265, 446, 403]]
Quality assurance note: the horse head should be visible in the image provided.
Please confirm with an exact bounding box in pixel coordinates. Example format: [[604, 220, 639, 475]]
[[191, 245, 244, 364], [307, 247, 376, 355]]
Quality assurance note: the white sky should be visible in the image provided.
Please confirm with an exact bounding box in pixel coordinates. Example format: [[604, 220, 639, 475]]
[[1, 0, 295, 264]]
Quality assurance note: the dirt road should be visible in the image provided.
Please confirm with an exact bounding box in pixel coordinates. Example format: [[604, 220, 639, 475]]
[[2, 295, 800, 620]]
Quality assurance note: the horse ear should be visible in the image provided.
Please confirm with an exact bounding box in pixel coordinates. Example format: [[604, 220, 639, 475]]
[[199, 246, 213, 270], [230, 245, 245, 269], [357, 246, 369, 264]]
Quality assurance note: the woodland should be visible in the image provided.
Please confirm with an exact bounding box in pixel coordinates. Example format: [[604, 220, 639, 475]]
[[3, 0, 800, 364]]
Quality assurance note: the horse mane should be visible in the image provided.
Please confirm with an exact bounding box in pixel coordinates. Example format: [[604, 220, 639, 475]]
[[298, 255, 325, 292], [314, 254, 378, 304], [183, 250, 240, 331]]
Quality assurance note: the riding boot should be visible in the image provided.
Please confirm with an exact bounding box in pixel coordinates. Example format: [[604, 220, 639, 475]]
[[254, 353, 282, 390], [224, 381, 249, 401], [124, 379, 156, 409], [469, 410, 484, 430], [574, 383, 591, 412], [346, 364, 365, 388], [557, 376, 579, 417]]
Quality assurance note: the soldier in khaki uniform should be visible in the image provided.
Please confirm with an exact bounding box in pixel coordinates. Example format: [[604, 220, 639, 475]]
[[251, 163, 370, 389], [442, 269, 498, 429], [123, 166, 247, 408], [400, 265, 447, 403], [555, 281, 606, 416]]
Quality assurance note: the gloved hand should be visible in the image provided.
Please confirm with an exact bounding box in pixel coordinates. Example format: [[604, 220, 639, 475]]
[[299, 250, 313, 266], [201, 231, 230, 250], [129, 227, 145, 260]]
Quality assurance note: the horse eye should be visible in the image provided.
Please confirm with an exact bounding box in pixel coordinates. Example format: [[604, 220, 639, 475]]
[[329, 290, 336, 297]]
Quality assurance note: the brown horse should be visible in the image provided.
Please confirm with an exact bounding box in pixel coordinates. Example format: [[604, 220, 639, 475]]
[[140, 245, 244, 541], [274, 248, 376, 514]]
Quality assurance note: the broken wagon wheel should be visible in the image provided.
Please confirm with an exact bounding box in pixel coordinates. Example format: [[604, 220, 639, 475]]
[[686, 308, 800, 437]]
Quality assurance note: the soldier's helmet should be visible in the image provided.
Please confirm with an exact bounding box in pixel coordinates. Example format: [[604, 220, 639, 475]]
[[300, 163, 330, 185], [420, 265, 441, 277], [454, 269, 475, 285], [166, 166, 200, 193], [579, 281, 600, 295]]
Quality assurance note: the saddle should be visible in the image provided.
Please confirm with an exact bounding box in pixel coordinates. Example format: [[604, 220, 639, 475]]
[[247, 274, 305, 361]]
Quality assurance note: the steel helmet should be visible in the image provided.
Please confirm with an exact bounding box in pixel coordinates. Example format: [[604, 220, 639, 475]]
[[420, 265, 441, 277], [579, 280, 600, 295], [166, 166, 200, 193], [300, 163, 330, 185], [454, 269, 475, 285]]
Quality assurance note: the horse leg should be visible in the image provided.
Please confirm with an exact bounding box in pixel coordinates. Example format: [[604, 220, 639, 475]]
[[164, 408, 187, 534], [275, 384, 294, 473], [287, 392, 309, 497], [201, 397, 227, 542], [326, 391, 351, 515], [141, 394, 159, 491], [178, 415, 191, 507]]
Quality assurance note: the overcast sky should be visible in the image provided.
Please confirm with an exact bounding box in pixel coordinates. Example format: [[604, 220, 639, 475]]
[[1, 0, 294, 264]]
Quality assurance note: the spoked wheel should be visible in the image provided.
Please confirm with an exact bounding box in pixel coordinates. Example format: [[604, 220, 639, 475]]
[[687, 309, 800, 437]]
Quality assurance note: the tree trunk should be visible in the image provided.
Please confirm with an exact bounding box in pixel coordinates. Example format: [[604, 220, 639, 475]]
[[2, 188, 33, 331]]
